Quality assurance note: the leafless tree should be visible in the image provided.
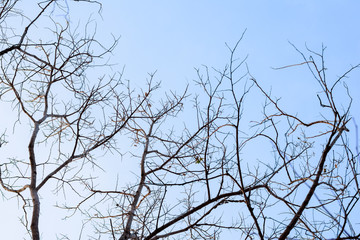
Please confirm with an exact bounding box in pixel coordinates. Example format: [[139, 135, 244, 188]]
[[68, 38, 360, 239], [0, 1, 359, 240], [0, 1, 125, 239]]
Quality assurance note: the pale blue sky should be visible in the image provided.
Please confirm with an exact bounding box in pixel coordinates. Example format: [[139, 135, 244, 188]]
[[95, 1, 360, 120], [96, 1, 360, 132], [1, 1, 360, 239], [98, 1, 360, 80]]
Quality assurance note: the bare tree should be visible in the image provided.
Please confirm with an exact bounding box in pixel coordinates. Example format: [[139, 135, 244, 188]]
[[0, 1, 359, 240], [69, 39, 360, 239], [0, 1, 128, 239]]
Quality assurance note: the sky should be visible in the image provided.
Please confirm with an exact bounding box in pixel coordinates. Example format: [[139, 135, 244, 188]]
[[1, 0, 360, 239], [92, 1, 360, 123]]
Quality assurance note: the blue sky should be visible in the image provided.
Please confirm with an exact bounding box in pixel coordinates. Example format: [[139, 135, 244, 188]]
[[1, 1, 360, 239], [98, 1, 360, 78], [95, 1, 360, 133], [93, 1, 360, 120]]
